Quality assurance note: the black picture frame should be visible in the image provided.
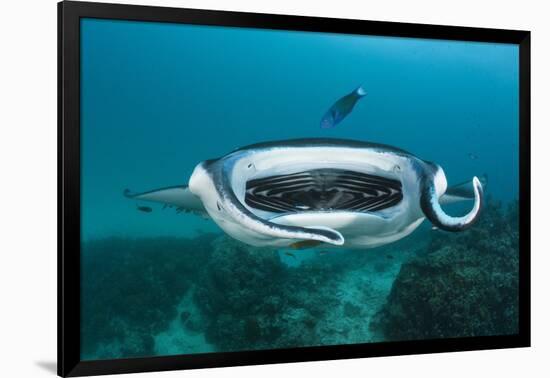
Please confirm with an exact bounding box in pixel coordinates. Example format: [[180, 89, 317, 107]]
[[58, 1, 531, 376]]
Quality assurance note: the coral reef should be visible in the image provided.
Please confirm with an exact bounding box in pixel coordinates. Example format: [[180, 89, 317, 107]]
[[194, 236, 332, 351], [80, 233, 216, 359], [193, 237, 412, 351], [80, 199, 519, 359], [370, 199, 519, 340]]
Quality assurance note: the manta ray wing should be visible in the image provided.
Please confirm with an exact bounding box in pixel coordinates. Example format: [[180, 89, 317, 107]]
[[124, 185, 208, 217], [440, 174, 488, 205]]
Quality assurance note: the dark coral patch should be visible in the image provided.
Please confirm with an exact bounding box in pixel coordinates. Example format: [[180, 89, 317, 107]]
[[370, 199, 519, 340]]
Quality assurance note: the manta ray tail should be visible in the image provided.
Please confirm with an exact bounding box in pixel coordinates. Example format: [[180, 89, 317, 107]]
[[421, 176, 483, 232]]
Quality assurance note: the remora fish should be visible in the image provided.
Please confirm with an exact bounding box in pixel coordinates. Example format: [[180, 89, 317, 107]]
[[320, 86, 367, 129]]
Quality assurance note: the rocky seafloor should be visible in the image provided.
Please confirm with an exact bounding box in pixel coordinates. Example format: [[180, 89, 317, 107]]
[[80, 199, 519, 360]]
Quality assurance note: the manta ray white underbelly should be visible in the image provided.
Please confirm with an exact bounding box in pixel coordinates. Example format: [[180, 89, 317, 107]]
[[124, 138, 483, 249]]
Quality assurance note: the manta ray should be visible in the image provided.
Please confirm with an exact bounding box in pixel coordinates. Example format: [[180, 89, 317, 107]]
[[124, 138, 483, 249]]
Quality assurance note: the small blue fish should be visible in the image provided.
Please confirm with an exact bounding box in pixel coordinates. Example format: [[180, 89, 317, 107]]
[[320, 86, 367, 129]]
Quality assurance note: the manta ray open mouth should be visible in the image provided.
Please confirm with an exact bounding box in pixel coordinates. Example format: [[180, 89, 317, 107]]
[[244, 168, 403, 214]]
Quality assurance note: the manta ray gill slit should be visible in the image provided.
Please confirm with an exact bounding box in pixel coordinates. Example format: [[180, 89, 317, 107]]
[[244, 168, 403, 214]]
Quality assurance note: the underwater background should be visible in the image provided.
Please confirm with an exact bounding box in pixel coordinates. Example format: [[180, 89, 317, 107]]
[[80, 18, 520, 359]]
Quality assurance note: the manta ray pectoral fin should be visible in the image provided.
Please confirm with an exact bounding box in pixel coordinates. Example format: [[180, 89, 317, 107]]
[[124, 185, 208, 217], [421, 176, 483, 232], [440, 173, 488, 205]]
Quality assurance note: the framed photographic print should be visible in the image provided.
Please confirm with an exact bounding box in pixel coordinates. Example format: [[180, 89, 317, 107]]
[[58, 1, 530, 376]]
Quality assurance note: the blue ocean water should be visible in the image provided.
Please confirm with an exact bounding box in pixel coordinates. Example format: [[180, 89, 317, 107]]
[[80, 18, 519, 360]]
